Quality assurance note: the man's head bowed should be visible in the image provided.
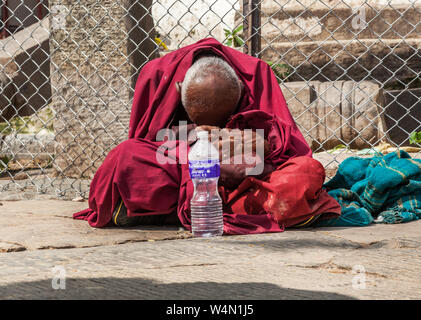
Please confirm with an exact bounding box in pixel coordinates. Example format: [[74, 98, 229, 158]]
[[177, 56, 243, 127]]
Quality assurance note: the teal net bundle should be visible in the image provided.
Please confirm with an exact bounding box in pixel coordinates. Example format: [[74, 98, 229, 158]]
[[315, 151, 421, 227]]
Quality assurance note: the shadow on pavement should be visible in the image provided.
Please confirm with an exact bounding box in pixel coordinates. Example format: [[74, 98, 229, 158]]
[[219, 237, 362, 251], [0, 277, 356, 300]]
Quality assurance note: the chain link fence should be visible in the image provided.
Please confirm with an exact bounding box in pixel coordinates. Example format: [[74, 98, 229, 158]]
[[0, 0, 420, 199]]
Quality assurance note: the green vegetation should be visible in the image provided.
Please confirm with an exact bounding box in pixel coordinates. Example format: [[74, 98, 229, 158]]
[[409, 131, 421, 145], [223, 25, 244, 48], [327, 144, 350, 153], [266, 61, 291, 83], [0, 155, 11, 171], [222, 27, 291, 83], [0, 106, 54, 136], [0, 116, 32, 135]]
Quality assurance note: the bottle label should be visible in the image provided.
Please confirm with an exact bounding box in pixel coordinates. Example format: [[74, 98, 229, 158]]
[[189, 159, 220, 179]]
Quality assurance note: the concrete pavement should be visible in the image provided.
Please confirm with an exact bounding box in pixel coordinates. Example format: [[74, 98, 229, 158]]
[[0, 200, 420, 299]]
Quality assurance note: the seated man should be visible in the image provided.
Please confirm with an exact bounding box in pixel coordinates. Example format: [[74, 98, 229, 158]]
[[74, 38, 341, 234]]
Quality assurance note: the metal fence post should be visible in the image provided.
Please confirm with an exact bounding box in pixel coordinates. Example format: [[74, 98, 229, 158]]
[[243, 0, 261, 58]]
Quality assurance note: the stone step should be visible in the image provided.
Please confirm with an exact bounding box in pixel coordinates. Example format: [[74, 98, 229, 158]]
[[0, 132, 55, 156], [0, 132, 55, 171], [263, 37, 421, 82], [258, 0, 421, 43], [237, 0, 421, 82]]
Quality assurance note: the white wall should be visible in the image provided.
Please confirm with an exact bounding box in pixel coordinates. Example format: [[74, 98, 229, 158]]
[[152, 0, 240, 50]]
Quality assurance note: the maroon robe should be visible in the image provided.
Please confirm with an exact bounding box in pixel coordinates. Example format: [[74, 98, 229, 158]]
[[74, 38, 341, 234]]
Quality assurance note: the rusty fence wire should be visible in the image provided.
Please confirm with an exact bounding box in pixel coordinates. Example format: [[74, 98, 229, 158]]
[[0, 0, 420, 199]]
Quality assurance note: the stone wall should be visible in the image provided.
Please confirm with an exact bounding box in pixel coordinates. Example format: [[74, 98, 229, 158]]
[[237, 0, 421, 83], [0, 18, 50, 121], [50, 0, 156, 178], [282, 81, 387, 150]]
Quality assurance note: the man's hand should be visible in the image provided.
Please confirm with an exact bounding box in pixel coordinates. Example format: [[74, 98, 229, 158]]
[[195, 126, 273, 189], [219, 163, 248, 190], [196, 126, 270, 161], [171, 123, 197, 145]]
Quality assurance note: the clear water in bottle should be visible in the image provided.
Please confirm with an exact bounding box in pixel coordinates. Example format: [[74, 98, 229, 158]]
[[188, 130, 224, 237]]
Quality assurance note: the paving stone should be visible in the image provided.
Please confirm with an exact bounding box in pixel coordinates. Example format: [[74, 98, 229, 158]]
[[0, 200, 420, 299], [0, 200, 191, 251]]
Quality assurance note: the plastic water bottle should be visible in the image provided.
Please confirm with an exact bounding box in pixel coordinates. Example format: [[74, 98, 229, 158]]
[[188, 130, 224, 237]]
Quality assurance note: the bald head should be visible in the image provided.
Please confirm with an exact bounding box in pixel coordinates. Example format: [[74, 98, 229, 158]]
[[179, 56, 242, 126]]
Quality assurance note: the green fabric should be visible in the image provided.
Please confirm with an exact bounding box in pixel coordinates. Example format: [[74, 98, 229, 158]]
[[315, 150, 421, 227]]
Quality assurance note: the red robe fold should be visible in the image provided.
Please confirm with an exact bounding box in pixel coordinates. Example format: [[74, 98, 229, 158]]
[[74, 38, 341, 234]]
